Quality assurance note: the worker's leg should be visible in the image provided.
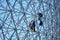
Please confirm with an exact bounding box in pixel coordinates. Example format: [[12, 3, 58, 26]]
[[39, 20, 43, 26], [31, 26, 35, 32]]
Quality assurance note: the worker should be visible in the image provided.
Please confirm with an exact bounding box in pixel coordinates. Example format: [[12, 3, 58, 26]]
[[29, 20, 36, 32], [38, 12, 43, 26]]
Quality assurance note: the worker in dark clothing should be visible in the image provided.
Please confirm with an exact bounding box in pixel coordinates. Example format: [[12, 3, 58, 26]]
[[31, 20, 35, 32], [38, 12, 43, 26], [29, 20, 36, 32]]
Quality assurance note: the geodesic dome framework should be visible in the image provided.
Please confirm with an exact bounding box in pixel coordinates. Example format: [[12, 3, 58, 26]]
[[0, 0, 60, 40]]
